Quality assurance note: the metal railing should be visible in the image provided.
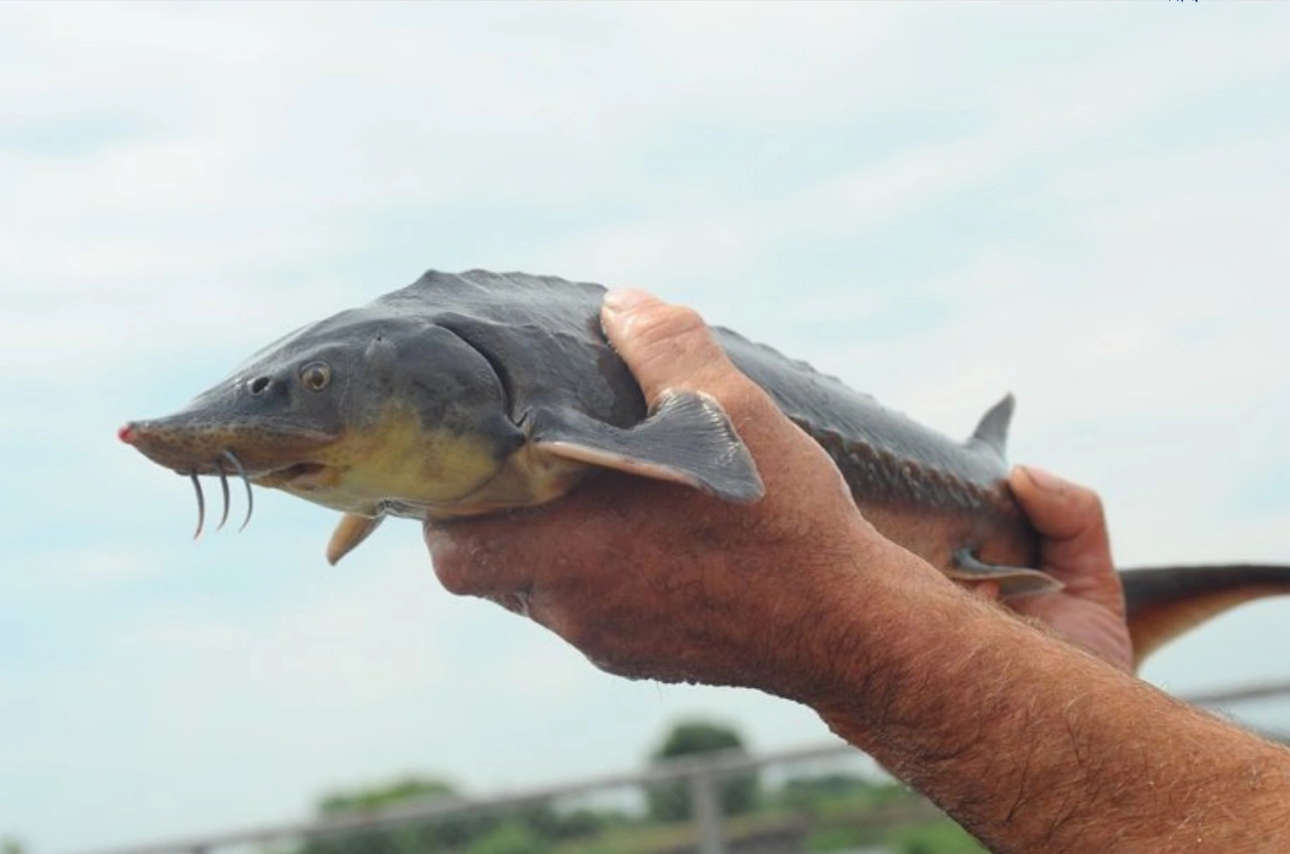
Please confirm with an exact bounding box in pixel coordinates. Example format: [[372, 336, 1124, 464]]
[[69, 743, 862, 854], [56, 680, 1290, 854]]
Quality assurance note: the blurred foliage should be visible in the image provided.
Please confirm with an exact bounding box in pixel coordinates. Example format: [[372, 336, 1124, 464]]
[[319, 776, 459, 816], [802, 825, 871, 852], [1, 838, 24, 854], [646, 720, 758, 823], [890, 819, 988, 854], [301, 776, 617, 854], [779, 773, 907, 813], [466, 821, 551, 854], [289, 720, 987, 854], [779, 772, 930, 844], [781, 773, 873, 803]]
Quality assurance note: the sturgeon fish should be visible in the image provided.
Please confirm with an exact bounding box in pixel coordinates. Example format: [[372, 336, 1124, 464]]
[[120, 270, 1290, 667]]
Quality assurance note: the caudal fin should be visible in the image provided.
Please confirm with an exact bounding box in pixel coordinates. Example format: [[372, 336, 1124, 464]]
[[1121, 564, 1290, 668]]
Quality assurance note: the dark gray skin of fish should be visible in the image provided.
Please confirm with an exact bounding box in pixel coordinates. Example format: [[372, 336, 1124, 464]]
[[122, 269, 1290, 663], [423, 272, 1039, 585]]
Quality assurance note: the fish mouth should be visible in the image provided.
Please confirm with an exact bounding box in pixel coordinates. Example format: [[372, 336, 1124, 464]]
[[253, 461, 329, 486]]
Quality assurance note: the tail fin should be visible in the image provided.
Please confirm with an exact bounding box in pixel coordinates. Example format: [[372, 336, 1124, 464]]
[[1122, 564, 1290, 668]]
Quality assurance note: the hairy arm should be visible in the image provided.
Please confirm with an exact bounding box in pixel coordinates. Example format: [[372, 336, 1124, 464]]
[[425, 290, 1290, 853], [815, 556, 1290, 852]]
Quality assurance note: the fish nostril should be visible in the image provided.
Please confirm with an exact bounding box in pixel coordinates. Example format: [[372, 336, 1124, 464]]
[[248, 376, 272, 396]]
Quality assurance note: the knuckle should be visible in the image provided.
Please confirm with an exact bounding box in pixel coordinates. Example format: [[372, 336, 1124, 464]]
[[583, 650, 635, 679], [549, 610, 593, 649], [721, 378, 774, 421], [487, 592, 532, 616], [432, 560, 477, 596], [426, 534, 493, 596]]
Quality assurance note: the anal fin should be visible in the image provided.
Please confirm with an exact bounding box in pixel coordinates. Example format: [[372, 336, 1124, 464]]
[[326, 513, 385, 565]]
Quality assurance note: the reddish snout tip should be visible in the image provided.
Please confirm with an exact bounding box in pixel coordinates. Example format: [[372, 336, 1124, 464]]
[[118, 423, 137, 445]]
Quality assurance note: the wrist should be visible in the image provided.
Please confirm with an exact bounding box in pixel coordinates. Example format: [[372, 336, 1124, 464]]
[[802, 543, 1041, 759], [780, 534, 963, 715]]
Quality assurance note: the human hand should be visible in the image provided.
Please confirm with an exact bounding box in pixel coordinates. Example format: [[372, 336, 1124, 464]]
[[1003, 467, 1134, 672], [423, 290, 944, 702]]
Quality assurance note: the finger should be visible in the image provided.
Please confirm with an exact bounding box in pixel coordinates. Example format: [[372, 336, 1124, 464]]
[[423, 476, 638, 599], [424, 502, 581, 599], [424, 517, 518, 597], [601, 290, 750, 406], [1009, 465, 1112, 581]]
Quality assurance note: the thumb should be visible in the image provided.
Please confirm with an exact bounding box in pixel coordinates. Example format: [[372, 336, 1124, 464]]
[[601, 289, 742, 406], [1010, 465, 1113, 585]]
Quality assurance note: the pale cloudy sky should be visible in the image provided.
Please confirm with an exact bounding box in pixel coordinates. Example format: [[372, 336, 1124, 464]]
[[3, 2, 1290, 851]]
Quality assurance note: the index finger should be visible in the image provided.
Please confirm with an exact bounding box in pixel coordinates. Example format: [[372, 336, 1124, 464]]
[[601, 289, 768, 413]]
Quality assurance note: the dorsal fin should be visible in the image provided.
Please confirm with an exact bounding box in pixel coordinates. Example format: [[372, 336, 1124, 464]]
[[968, 393, 1014, 457]]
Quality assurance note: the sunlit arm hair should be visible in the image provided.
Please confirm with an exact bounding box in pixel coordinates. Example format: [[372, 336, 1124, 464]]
[[810, 556, 1290, 854]]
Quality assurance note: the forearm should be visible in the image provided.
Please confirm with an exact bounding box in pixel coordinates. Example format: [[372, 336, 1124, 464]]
[[812, 547, 1290, 853]]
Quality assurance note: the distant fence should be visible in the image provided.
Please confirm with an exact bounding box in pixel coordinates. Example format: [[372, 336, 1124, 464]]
[[63, 681, 1290, 854]]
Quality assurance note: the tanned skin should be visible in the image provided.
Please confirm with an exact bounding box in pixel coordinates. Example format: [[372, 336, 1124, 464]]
[[425, 291, 1290, 854]]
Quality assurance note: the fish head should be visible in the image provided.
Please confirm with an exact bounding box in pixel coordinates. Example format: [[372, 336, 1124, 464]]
[[120, 305, 525, 518]]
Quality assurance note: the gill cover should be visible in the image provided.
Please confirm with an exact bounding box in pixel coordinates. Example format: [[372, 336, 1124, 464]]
[[321, 325, 527, 562], [325, 323, 525, 492]]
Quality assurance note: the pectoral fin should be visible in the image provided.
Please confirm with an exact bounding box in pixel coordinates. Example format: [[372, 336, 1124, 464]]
[[326, 513, 386, 565], [530, 390, 764, 503]]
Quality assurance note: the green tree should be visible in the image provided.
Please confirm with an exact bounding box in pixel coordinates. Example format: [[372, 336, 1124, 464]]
[[301, 775, 610, 854], [2, 837, 25, 854], [780, 773, 877, 809], [889, 820, 988, 854], [466, 821, 550, 854], [304, 776, 487, 854], [319, 776, 458, 815], [646, 720, 759, 822]]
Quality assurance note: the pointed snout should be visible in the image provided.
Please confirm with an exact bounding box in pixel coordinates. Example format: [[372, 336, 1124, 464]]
[[117, 415, 232, 475], [118, 412, 338, 477]]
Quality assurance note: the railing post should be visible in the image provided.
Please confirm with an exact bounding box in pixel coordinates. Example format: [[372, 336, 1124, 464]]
[[689, 771, 725, 854]]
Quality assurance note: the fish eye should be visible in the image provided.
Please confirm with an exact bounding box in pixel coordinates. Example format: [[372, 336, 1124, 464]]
[[300, 362, 331, 392]]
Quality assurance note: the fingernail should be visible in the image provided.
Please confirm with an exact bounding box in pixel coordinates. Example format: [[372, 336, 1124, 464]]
[[1021, 465, 1067, 493], [603, 288, 653, 316]]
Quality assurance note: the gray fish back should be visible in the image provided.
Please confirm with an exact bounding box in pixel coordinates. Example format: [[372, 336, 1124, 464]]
[[376, 270, 1011, 513], [714, 328, 1011, 512]]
